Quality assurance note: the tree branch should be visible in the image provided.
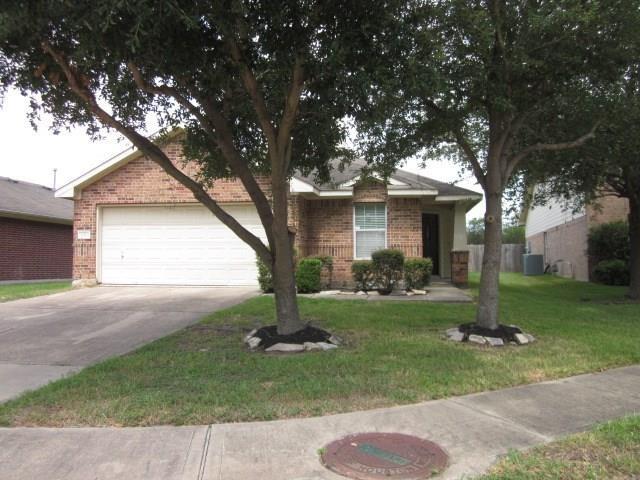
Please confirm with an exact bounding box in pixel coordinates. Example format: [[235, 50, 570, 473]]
[[42, 42, 272, 264], [424, 99, 487, 189], [276, 54, 305, 173], [227, 37, 278, 156], [498, 109, 533, 176], [128, 63, 209, 125], [127, 62, 276, 248], [505, 122, 600, 181], [453, 130, 487, 190]]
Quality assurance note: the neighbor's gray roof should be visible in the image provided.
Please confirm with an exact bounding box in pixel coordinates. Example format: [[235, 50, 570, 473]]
[[0, 176, 73, 223], [294, 159, 481, 197]]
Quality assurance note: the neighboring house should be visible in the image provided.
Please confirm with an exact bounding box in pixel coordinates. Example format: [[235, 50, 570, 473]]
[[56, 138, 481, 288], [524, 191, 629, 281], [0, 176, 73, 282]]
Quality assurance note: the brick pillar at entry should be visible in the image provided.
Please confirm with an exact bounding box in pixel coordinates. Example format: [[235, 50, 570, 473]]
[[450, 250, 469, 288]]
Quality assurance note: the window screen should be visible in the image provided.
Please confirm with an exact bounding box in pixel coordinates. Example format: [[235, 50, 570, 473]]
[[354, 203, 386, 259]]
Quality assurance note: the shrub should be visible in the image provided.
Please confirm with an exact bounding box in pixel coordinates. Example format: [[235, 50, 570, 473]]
[[256, 255, 273, 293], [296, 258, 323, 293], [371, 249, 405, 294], [404, 257, 433, 290], [502, 225, 525, 244], [351, 260, 375, 292], [588, 221, 630, 264], [593, 259, 630, 286], [306, 255, 333, 289]]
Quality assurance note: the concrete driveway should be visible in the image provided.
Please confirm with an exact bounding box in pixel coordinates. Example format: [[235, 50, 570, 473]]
[[0, 286, 257, 402]]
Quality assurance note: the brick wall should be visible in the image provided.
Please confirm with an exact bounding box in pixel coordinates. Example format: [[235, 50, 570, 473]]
[[73, 144, 271, 281], [526, 195, 629, 282], [304, 199, 353, 285], [353, 181, 387, 202], [0, 217, 72, 281], [388, 198, 423, 258], [587, 196, 629, 226], [302, 184, 423, 287], [527, 215, 589, 281]]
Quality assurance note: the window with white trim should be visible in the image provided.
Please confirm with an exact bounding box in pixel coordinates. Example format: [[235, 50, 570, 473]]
[[354, 203, 386, 259]]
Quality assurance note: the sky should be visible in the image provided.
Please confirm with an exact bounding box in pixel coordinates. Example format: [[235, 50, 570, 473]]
[[0, 88, 486, 220]]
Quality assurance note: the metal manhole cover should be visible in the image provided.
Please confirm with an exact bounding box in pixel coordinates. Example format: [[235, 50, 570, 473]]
[[321, 432, 449, 479]]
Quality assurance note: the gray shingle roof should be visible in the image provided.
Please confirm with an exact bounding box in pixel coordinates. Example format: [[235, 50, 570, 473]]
[[0, 177, 73, 223], [294, 159, 481, 197]]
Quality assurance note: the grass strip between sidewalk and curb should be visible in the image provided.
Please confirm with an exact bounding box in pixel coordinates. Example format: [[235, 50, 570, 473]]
[[480, 415, 640, 479]]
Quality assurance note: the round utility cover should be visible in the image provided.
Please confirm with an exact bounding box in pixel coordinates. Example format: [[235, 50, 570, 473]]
[[321, 432, 449, 480]]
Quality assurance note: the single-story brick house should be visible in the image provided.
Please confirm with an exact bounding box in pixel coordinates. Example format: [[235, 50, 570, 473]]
[[56, 138, 481, 288], [524, 191, 629, 281], [1, 176, 73, 282]]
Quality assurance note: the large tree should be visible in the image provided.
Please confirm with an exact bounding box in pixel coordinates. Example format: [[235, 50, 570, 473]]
[[526, 70, 640, 300], [355, 0, 637, 329], [0, 0, 402, 334]]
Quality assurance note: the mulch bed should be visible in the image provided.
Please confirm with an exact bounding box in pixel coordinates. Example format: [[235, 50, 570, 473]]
[[252, 325, 333, 349], [458, 322, 524, 342]]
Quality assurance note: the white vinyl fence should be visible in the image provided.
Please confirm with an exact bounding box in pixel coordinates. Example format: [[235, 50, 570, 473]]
[[468, 244, 525, 273]]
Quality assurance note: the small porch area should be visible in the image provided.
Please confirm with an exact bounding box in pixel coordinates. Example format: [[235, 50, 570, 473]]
[[303, 278, 473, 303]]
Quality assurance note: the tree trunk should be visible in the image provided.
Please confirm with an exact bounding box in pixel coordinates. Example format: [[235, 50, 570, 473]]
[[628, 195, 640, 300], [270, 175, 304, 335], [476, 169, 503, 330]]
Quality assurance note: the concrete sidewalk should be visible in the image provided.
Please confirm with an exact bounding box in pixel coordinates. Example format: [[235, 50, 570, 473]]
[[0, 365, 638, 480]]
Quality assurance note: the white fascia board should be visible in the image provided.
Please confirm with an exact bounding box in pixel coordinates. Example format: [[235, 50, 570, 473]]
[[387, 189, 439, 197], [55, 183, 76, 199], [435, 194, 482, 202], [318, 190, 353, 198], [55, 145, 140, 199], [290, 177, 319, 194], [290, 178, 353, 198]]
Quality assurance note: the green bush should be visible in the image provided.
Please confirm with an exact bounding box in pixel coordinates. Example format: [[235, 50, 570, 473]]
[[351, 260, 375, 292], [306, 255, 333, 288], [502, 225, 525, 244], [296, 258, 323, 293], [593, 259, 630, 286], [372, 249, 405, 294], [404, 257, 433, 290], [256, 255, 273, 293], [588, 221, 630, 264]]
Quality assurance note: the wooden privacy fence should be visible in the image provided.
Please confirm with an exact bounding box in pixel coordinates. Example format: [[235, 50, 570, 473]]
[[468, 244, 525, 273]]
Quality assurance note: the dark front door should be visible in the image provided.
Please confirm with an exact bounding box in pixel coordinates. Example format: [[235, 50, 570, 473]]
[[422, 213, 439, 275]]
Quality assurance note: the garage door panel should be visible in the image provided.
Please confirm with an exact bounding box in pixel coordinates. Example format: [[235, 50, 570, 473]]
[[100, 205, 264, 286]]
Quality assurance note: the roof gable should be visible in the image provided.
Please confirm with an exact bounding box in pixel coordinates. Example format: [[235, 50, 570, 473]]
[[293, 159, 481, 199]]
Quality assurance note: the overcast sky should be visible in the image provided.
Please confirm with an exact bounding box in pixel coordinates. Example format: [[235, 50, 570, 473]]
[[0, 88, 485, 220]]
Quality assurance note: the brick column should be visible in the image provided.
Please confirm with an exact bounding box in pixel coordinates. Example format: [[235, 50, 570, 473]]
[[450, 250, 469, 288]]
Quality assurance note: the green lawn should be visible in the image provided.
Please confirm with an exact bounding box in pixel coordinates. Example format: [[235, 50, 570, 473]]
[[0, 281, 71, 303], [0, 273, 638, 427], [481, 415, 640, 479]]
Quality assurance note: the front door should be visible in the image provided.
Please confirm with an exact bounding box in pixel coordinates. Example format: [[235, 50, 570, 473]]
[[422, 213, 440, 275]]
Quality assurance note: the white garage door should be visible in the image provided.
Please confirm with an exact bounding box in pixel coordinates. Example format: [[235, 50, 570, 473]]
[[100, 205, 265, 286]]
